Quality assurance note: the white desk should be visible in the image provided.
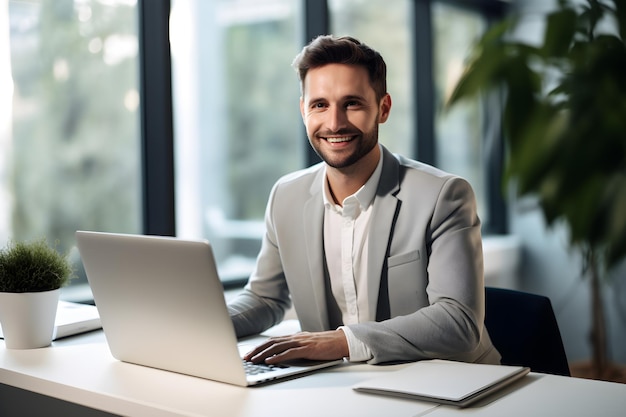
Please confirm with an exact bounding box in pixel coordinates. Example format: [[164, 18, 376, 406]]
[[2, 324, 626, 417]]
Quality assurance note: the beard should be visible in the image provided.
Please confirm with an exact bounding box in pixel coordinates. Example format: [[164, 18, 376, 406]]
[[309, 122, 379, 170]]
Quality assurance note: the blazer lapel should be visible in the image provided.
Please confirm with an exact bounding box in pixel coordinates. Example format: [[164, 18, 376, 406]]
[[302, 170, 330, 330], [367, 147, 401, 321]]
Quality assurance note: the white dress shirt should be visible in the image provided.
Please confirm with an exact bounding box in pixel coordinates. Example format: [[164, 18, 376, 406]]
[[322, 148, 383, 361]]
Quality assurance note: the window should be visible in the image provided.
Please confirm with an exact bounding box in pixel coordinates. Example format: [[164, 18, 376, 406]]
[[431, 3, 489, 226], [170, 0, 304, 283], [328, 0, 414, 157], [1, 0, 141, 299], [328, 0, 505, 232], [168, 0, 506, 284]]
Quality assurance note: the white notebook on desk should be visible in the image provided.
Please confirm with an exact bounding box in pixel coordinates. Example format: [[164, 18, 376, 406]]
[[52, 300, 102, 339], [0, 300, 102, 341], [353, 359, 530, 408]]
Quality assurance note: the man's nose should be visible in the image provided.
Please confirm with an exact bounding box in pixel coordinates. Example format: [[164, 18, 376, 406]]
[[327, 106, 347, 132]]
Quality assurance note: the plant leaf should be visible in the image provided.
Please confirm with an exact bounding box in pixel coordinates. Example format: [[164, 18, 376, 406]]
[[542, 7, 578, 57]]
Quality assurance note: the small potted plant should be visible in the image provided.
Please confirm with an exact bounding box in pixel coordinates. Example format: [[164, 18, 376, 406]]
[[0, 238, 73, 349]]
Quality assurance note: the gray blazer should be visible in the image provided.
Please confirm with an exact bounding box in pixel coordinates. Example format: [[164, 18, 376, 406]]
[[229, 146, 501, 365]]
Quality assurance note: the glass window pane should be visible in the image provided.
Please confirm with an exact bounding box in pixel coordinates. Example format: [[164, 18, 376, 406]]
[[328, 0, 414, 157], [1, 0, 142, 299], [432, 3, 488, 224], [170, 0, 303, 282]]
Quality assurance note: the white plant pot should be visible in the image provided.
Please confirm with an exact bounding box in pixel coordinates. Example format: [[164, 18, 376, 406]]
[[0, 289, 60, 349]]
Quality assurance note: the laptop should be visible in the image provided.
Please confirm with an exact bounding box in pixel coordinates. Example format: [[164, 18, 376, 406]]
[[75, 231, 343, 386]]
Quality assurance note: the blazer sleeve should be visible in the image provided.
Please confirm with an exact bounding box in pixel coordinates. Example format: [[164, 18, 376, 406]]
[[227, 182, 292, 338], [347, 176, 493, 364]]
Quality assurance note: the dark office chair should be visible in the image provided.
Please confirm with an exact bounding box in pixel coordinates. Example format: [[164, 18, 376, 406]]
[[484, 287, 570, 376]]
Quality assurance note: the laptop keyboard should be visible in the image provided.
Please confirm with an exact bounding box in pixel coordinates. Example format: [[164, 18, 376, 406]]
[[242, 360, 284, 376]]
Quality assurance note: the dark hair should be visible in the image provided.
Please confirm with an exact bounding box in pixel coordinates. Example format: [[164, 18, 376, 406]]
[[292, 35, 387, 101]]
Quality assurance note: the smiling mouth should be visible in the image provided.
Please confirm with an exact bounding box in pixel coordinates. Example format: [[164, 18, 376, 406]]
[[322, 136, 356, 143]]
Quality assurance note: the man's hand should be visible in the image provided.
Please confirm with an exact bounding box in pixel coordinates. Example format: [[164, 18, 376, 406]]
[[243, 329, 349, 365]]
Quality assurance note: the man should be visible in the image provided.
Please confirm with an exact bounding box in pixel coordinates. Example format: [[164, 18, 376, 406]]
[[228, 35, 501, 366]]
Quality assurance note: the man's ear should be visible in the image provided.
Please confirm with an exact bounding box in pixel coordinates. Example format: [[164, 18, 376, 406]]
[[299, 97, 305, 121], [378, 93, 392, 123]]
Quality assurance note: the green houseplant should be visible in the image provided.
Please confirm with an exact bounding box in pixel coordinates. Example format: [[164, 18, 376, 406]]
[[448, 0, 626, 381], [0, 238, 73, 349]]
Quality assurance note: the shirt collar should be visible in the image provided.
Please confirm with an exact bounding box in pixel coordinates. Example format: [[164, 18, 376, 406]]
[[322, 144, 384, 211]]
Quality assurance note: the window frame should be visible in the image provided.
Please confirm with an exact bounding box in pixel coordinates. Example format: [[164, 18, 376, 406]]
[[139, 0, 176, 237]]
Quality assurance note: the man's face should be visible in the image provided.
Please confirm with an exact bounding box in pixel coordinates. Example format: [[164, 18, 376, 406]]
[[300, 64, 391, 170]]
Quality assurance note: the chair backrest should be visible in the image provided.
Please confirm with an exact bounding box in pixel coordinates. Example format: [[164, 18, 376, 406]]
[[484, 287, 570, 376]]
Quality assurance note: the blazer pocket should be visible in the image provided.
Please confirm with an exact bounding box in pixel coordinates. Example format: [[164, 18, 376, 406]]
[[386, 250, 425, 317], [387, 250, 420, 268]]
